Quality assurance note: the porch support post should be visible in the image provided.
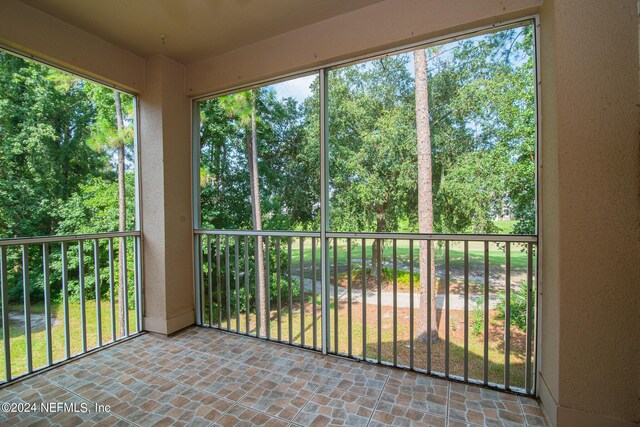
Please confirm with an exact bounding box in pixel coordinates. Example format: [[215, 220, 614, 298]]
[[538, 1, 640, 425], [139, 55, 195, 335]]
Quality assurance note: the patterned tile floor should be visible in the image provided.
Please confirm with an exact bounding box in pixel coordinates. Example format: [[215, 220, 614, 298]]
[[0, 327, 547, 426]]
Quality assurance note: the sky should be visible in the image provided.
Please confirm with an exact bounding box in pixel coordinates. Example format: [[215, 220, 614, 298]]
[[269, 28, 528, 104], [271, 74, 315, 103]]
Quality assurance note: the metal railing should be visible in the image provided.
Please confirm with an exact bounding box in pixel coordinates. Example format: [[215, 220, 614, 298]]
[[194, 230, 322, 351], [0, 231, 143, 384], [195, 229, 537, 394]]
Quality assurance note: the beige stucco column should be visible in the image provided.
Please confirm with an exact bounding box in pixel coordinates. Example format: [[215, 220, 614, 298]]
[[139, 55, 195, 335], [538, 0, 640, 425]]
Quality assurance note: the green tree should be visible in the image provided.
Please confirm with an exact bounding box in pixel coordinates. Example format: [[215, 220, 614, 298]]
[[219, 90, 267, 336], [0, 52, 107, 240], [326, 56, 418, 282], [85, 85, 134, 335]]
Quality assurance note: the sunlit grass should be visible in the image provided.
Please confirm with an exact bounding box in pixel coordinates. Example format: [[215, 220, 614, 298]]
[[288, 240, 531, 273]]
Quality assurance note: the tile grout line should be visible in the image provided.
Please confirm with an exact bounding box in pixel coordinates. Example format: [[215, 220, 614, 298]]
[[287, 379, 321, 424], [518, 394, 526, 426], [364, 367, 392, 426]]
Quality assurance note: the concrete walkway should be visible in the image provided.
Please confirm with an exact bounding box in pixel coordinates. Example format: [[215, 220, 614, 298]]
[[295, 276, 514, 310]]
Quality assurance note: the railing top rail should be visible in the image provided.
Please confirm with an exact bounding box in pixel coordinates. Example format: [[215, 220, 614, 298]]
[[327, 231, 538, 243], [195, 229, 321, 238], [195, 229, 537, 243], [0, 230, 141, 246]]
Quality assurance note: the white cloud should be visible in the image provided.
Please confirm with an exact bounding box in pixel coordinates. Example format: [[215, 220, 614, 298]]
[[271, 74, 316, 103]]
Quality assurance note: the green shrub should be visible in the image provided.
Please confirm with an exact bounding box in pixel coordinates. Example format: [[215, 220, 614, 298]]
[[495, 282, 534, 332], [471, 296, 484, 336]]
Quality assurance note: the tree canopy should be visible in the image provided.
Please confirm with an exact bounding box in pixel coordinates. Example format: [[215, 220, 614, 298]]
[[199, 25, 536, 235]]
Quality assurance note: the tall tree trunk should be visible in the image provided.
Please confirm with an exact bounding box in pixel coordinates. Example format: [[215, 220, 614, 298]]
[[371, 214, 386, 281], [114, 91, 127, 337], [246, 91, 267, 336], [414, 50, 438, 343]]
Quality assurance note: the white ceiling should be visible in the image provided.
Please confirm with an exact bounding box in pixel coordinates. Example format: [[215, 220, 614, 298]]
[[19, 0, 385, 64]]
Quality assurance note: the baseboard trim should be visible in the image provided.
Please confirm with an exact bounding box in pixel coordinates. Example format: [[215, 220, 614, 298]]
[[144, 309, 195, 335], [538, 373, 558, 426], [538, 375, 637, 427], [557, 406, 638, 427]]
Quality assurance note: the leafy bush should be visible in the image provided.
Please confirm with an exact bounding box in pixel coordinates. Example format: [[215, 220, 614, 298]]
[[381, 267, 420, 289], [495, 282, 534, 332], [207, 272, 302, 318], [471, 296, 484, 336]]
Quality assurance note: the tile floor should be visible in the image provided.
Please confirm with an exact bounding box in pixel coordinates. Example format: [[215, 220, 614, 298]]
[[0, 327, 547, 426]]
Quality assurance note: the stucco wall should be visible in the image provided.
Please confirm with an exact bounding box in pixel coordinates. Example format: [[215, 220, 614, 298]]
[[538, 0, 640, 425]]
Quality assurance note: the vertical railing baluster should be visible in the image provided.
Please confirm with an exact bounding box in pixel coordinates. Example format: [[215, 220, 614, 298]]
[[409, 240, 414, 370], [199, 235, 205, 326], [505, 242, 511, 390], [236, 236, 241, 334], [1, 247, 10, 381], [347, 238, 352, 357], [78, 241, 86, 352], [62, 242, 70, 358], [483, 241, 489, 385], [299, 237, 304, 347], [426, 240, 432, 373], [216, 235, 221, 328], [264, 236, 270, 339], [207, 235, 213, 327], [312, 237, 317, 349], [393, 239, 397, 367], [333, 238, 338, 353], [22, 245, 32, 373], [444, 241, 450, 377], [254, 236, 261, 338], [362, 239, 367, 361], [276, 237, 281, 341], [121, 237, 129, 337], [526, 242, 534, 393], [195, 234, 202, 327], [288, 237, 292, 344], [42, 243, 52, 366], [244, 236, 249, 334], [464, 240, 469, 381], [376, 239, 381, 363], [108, 239, 115, 342], [134, 236, 142, 333], [225, 236, 230, 331], [94, 239, 102, 347]]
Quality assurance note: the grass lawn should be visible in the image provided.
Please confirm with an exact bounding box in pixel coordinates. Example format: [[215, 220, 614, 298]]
[[203, 221, 532, 273], [493, 220, 517, 234], [285, 239, 532, 272], [0, 301, 138, 380]]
